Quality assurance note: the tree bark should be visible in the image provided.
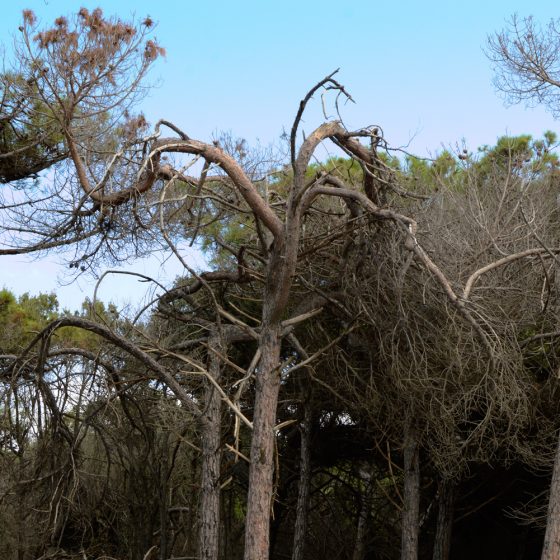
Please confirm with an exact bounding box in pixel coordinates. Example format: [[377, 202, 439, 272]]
[[292, 396, 312, 560], [198, 334, 224, 560], [432, 479, 454, 560], [542, 434, 560, 559], [16, 455, 26, 560], [401, 423, 420, 560], [243, 326, 282, 560], [352, 466, 373, 560], [159, 432, 170, 560]]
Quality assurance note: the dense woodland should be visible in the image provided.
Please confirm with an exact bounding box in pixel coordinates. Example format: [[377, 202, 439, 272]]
[[2, 9, 560, 560]]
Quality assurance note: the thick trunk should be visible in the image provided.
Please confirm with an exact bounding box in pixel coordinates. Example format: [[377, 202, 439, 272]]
[[401, 424, 420, 560], [292, 398, 312, 560], [244, 327, 282, 560], [542, 434, 560, 559], [432, 479, 454, 560], [198, 335, 224, 560]]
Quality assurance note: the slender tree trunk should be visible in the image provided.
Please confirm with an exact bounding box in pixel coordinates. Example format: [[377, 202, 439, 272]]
[[352, 466, 373, 560], [198, 334, 224, 560], [159, 433, 170, 560], [432, 479, 454, 560], [401, 423, 420, 560], [542, 434, 560, 559], [16, 454, 26, 560], [292, 396, 312, 560], [244, 326, 282, 560]]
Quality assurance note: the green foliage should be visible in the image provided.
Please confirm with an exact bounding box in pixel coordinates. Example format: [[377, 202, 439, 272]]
[[476, 131, 559, 176], [0, 289, 59, 352], [402, 150, 461, 192], [0, 289, 116, 353], [0, 73, 67, 184]]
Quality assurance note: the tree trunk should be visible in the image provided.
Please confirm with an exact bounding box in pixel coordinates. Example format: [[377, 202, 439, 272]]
[[432, 479, 454, 560], [292, 396, 312, 560], [16, 455, 26, 560], [244, 326, 282, 560], [401, 423, 420, 560], [352, 466, 373, 560], [542, 434, 560, 559], [198, 334, 224, 560], [159, 432, 170, 560]]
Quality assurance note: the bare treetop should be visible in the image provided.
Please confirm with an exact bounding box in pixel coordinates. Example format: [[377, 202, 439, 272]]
[[487, 15, 560, 117]]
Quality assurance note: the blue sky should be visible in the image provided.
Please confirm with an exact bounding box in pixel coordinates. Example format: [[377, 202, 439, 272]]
[[1, 0, 559, 310]]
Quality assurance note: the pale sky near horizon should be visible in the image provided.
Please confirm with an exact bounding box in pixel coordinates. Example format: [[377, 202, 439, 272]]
[[1, 0, 559, 311]]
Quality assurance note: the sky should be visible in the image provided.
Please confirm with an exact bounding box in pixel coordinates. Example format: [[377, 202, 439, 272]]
[[1, 0, 559, 311]]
